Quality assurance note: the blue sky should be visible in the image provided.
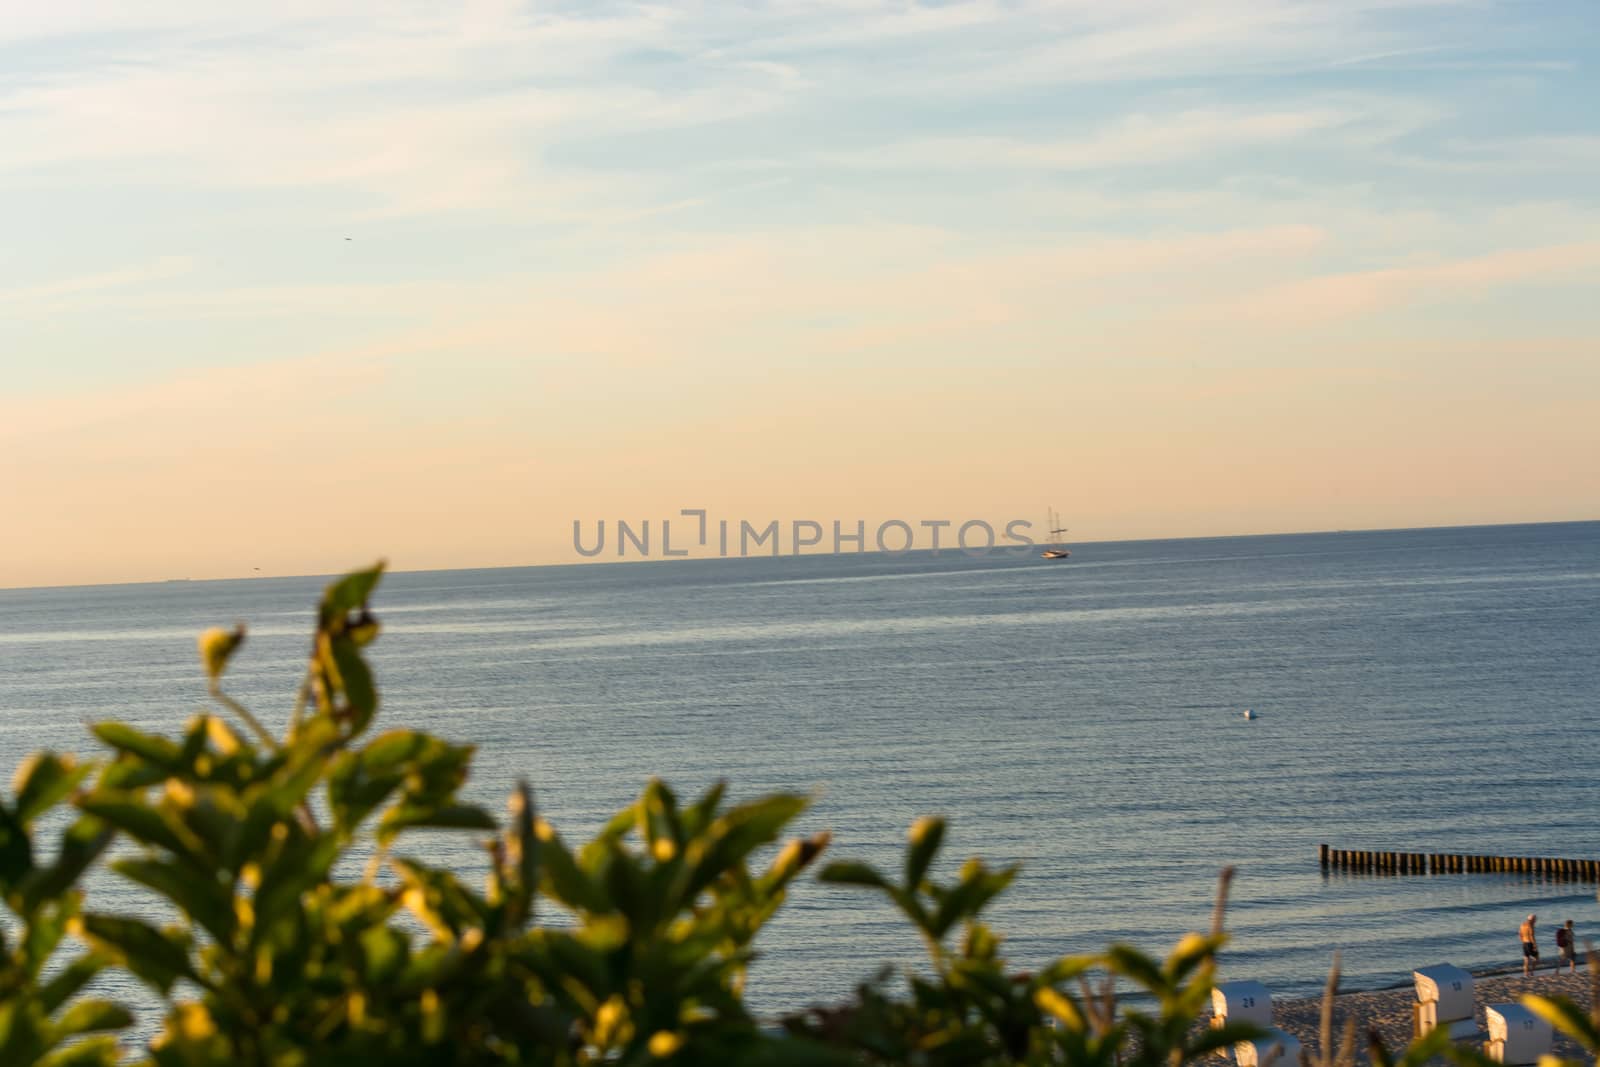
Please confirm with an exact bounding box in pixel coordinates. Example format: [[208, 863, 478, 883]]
[[2, 1, 1598, 584]]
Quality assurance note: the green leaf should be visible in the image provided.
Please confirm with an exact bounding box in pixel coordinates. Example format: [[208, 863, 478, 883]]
[[393, 857, 493, 936], [903, 816, 945, 891], [197, 625, 246, 682], [1102, 943, 1166, 993], [24, 897, 75, 978], [501, 781, 539, 929], [0, 801, 34, 889], [221, 793, 281, 875], [113, 858, 236, 944], [17, 817, 115, 914], [96, 755, 169, 791], [537, 932, 612, 1002], [929, 861, 1017, 940], [818, 861, 892, 890], [90, 723, 180, 769], [682, 780, 728, 837], [77, 794, 202, 863], [396, 942, 467, 993], [175, 716, 209, 770], [40, 954, 107, 1013], [378, 803, 497, 846], [1164, 931, 1227, 984], [639, 778, 684, 853], [53, 1000, 134, 1037], [81, 915, 196, 995], [320, 563, 385, 622], [252, 833, 341, 935], [330, 634, 377, 724], [36, 1036, 123, 1067], [1188, 1021, 1269, 1057], [681, 793, 809, 899], [359, 729, 431, 771], [537, 821, 610, 913], [360, 925, 410, 985], [13, 754, 92, 824]]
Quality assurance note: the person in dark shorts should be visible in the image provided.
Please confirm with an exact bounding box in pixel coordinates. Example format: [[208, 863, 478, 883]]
[[1521, 914, 1539, 976], [1557, 919, 1578, 973]]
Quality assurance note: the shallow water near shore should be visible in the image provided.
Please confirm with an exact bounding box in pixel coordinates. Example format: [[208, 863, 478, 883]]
[[3, 521, 1598, 1020]]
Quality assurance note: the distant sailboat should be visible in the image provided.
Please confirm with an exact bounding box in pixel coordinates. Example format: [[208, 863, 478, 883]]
[[1041, 507, 1071, 559]]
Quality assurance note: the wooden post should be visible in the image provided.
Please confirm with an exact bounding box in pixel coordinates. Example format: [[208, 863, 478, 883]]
[[1315, 849, 1600, 878]]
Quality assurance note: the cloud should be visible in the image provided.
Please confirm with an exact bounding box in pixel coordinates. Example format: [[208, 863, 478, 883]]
[[0, 0, 1495, 217], [0, 347, 392, 443], [818, 105, 1385, 173], [0, 257, 191, 309], [1218, 241, 1600, 324]]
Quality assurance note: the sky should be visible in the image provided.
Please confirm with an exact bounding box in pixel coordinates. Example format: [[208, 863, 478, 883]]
[[2, 0, 1598, 587]]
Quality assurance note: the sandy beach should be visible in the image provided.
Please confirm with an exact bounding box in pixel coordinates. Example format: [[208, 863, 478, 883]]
[[1217, 962, 1595, 1063]]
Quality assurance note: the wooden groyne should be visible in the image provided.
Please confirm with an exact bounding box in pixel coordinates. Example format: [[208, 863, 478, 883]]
[[1319, 844, 1600, 879]]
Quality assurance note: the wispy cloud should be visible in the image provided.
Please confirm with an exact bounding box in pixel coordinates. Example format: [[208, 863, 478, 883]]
[[816, 103, 1408, 173], [1214, 241, 1600, 324], [0, 256, 191, 307], [0, 0, 1519, 215]]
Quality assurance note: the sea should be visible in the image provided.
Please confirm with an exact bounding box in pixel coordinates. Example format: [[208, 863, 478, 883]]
[[2, 521, 1597, 1023]]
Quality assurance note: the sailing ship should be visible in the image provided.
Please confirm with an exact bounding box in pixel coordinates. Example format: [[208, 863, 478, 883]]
[[1041, 507, 1071, 559]]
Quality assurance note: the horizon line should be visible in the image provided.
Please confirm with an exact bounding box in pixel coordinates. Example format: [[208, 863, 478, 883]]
[[3, 516, 1596, 595]]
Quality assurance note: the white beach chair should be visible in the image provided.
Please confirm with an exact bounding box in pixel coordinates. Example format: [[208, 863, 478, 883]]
[[1413, 964, 1477, 1041], [1484, 1003, 1552, 1064], [1212, 981, 1292, 1065], [1234, 1029, 1302, 1067], [1212, 981, 1274, 1030]]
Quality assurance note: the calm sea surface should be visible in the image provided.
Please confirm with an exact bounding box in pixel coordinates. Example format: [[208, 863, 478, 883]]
[[3, 522, 1598, 1020]]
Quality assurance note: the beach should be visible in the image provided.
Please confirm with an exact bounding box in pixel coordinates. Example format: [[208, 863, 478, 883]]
[[1227, 963, 1595, 1062]]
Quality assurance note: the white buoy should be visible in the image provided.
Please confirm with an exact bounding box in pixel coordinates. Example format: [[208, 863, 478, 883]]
[[1243, 709, 1256, 720]]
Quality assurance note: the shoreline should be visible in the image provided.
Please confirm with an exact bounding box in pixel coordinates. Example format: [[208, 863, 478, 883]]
[[1236, 962, 1593, 1061]]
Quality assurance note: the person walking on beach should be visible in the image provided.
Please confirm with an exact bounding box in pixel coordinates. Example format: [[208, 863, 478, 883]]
[[1556, 919, 1578, 974], [1521, 914, 1540, 976]]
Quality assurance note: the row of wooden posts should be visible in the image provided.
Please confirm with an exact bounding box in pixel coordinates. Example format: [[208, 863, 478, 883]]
[[1320, 844, 1600, 879]]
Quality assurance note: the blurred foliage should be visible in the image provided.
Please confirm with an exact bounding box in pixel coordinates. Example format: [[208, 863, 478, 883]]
[[1, 750, 127, 1066], [4, 562, 1591, 1066], [1522, 941, 1600, 1067]]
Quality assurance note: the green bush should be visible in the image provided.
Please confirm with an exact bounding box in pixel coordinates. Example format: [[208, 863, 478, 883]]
[[1, 564, 1593, 1065]]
